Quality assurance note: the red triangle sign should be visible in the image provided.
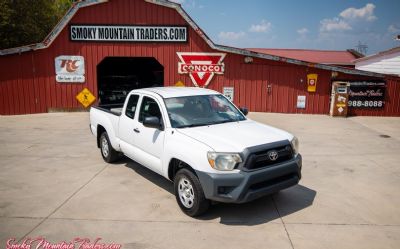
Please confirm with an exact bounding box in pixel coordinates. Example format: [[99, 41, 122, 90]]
[[177, 52, 226, 87]]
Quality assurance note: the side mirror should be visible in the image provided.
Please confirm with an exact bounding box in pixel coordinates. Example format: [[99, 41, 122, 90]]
[[239, 107, 249, 116], [143, 116, 164, 130]]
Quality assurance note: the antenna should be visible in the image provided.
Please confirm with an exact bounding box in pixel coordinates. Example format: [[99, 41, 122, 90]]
[[355, 41, 368, 55]]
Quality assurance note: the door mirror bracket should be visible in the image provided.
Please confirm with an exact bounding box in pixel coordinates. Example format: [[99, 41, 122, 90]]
[[239, 107, 249, 116]]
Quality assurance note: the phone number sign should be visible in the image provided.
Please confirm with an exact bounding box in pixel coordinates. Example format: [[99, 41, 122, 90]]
[[348, 82, 385, 108]]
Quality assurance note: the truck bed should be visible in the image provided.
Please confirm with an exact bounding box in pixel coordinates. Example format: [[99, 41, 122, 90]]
[[89, 105, 122, 151], [93, 103, 124, 116]]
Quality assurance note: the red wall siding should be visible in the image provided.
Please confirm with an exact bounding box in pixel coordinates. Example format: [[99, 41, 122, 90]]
[[0, 0, 399, 116], [206, 56, 334, 115]]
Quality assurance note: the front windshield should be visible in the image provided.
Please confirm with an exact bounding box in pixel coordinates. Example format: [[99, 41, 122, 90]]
[[164, 94, 246, 128]]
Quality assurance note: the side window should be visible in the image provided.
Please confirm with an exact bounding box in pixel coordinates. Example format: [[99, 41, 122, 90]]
[[125, 94, 140, 119], [139, 97, 162, 122]]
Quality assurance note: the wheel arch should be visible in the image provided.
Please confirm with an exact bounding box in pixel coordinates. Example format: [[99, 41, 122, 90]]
[[96, 125, 106, 148], [168, 158, 198, 181]]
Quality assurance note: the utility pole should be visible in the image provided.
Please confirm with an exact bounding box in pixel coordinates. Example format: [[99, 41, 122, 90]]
[[355, 41, 368, 55]]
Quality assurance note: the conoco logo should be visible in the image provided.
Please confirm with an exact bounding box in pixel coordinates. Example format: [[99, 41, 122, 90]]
[[177, 52, 226, 88], [60, 59, 79, 73]]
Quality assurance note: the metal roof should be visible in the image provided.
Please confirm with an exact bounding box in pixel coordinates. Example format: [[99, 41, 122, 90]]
[[353, 46, 400, 63], [246, 48, 362, 65], [0, 0, 385, 78]]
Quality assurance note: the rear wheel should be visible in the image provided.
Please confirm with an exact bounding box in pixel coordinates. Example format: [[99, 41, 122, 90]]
[[174, 168, 210, 216], [100, 132, 119, 163]]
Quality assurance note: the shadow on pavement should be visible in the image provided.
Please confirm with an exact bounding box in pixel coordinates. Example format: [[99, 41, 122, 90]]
[[196, 184, 316, 225], [120, 156, 316, 226], [117, 157, 174, 195]]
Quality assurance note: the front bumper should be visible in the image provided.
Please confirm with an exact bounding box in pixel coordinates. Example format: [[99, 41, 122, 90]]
[[196, 154, 302, 203]]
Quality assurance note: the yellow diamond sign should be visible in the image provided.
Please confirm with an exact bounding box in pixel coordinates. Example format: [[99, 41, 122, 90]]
[[76, 88, 96, 108], [175, 81, 185, 87]]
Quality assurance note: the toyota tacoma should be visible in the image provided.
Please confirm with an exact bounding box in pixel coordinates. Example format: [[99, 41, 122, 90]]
[[89, 87, 302, 216]]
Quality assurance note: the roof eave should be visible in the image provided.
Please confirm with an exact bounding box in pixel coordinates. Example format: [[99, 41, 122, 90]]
[[353, 46, 400, 63]]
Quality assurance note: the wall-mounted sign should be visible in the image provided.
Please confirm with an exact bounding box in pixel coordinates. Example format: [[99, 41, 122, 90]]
[[223, 87, 234, 101], [70, 25, 188, 42], [307, 74, 318, 92], [76, 88, 96, 108], [348, 82, 385, 108], [297, 95, 306, 109], [55, 55, 85, 83], [177, 52, 226, 87]]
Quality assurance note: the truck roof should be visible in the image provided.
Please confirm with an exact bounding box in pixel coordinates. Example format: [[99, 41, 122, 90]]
[[134, 87, 221, 98]]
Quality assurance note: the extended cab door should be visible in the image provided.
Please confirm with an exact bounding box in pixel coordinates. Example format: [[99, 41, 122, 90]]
[[119, 93, 141, 160], [131, 96, 166, 174]]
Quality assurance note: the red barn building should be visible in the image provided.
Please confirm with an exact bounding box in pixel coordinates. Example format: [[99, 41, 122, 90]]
[[0, 0, 399, 116]]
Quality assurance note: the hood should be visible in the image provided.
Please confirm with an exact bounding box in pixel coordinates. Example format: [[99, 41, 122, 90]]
[[176, 119, 293, 152]]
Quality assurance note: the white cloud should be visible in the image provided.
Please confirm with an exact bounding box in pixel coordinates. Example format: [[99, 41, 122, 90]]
[[249, 20, 272, 33], [320, 18, 352, 32], [297, 28, 309, 36], [319, 3, 378, 34], [340, 3, 377, 21], [388, 24, 400, 33], [218, 31, 246, 40]]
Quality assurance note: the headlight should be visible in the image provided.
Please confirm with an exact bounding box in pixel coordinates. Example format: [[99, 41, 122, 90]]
[[290, 136, 299, 155], [207, 152, 242, 171]]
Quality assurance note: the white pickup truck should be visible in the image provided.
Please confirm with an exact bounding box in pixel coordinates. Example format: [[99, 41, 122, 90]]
[[90, 87, 302, 216]]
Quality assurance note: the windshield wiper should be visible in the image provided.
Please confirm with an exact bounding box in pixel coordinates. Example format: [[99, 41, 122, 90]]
[[177, 120, 235, 128], [177, 123, 212, 128], [213, 119, 235, 125]]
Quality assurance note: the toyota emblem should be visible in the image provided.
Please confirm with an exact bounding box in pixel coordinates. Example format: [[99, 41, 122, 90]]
[[268, 150, 279, 161]]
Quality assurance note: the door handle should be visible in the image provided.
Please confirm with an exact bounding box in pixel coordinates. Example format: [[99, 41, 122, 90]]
[[133, 128, 140, 133]]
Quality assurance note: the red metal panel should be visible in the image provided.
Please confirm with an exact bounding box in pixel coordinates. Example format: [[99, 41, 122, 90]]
[[247, 48, 359, 65]]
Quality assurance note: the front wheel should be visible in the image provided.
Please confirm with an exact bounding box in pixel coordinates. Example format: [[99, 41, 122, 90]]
[[174, 168, 210, 216], [99, 132, 119, 163]]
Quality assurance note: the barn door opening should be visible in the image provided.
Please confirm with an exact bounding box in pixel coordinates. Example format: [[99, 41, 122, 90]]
[[97, 57, 164, 106]]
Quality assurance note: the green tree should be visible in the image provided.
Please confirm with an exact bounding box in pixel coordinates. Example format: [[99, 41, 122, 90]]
[[0, 0, 74, 50]]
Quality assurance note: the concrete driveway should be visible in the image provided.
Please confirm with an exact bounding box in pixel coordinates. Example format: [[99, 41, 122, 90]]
[[0, 112, 399, 249]]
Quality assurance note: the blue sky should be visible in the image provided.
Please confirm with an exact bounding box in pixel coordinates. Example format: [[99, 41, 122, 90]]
[[171, 0, 400, 55]]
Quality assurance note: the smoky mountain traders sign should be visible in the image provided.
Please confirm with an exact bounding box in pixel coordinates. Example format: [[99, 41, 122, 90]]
[[348, 82, 386, 108], [70, 25, 188, 42]]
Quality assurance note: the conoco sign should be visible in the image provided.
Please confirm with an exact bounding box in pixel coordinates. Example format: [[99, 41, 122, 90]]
[[177, 52, 226, 87]]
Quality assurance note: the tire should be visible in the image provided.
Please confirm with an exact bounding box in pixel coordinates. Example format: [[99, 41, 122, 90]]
[[174, 168, 210, 216], [99, 131, 119, 163]]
